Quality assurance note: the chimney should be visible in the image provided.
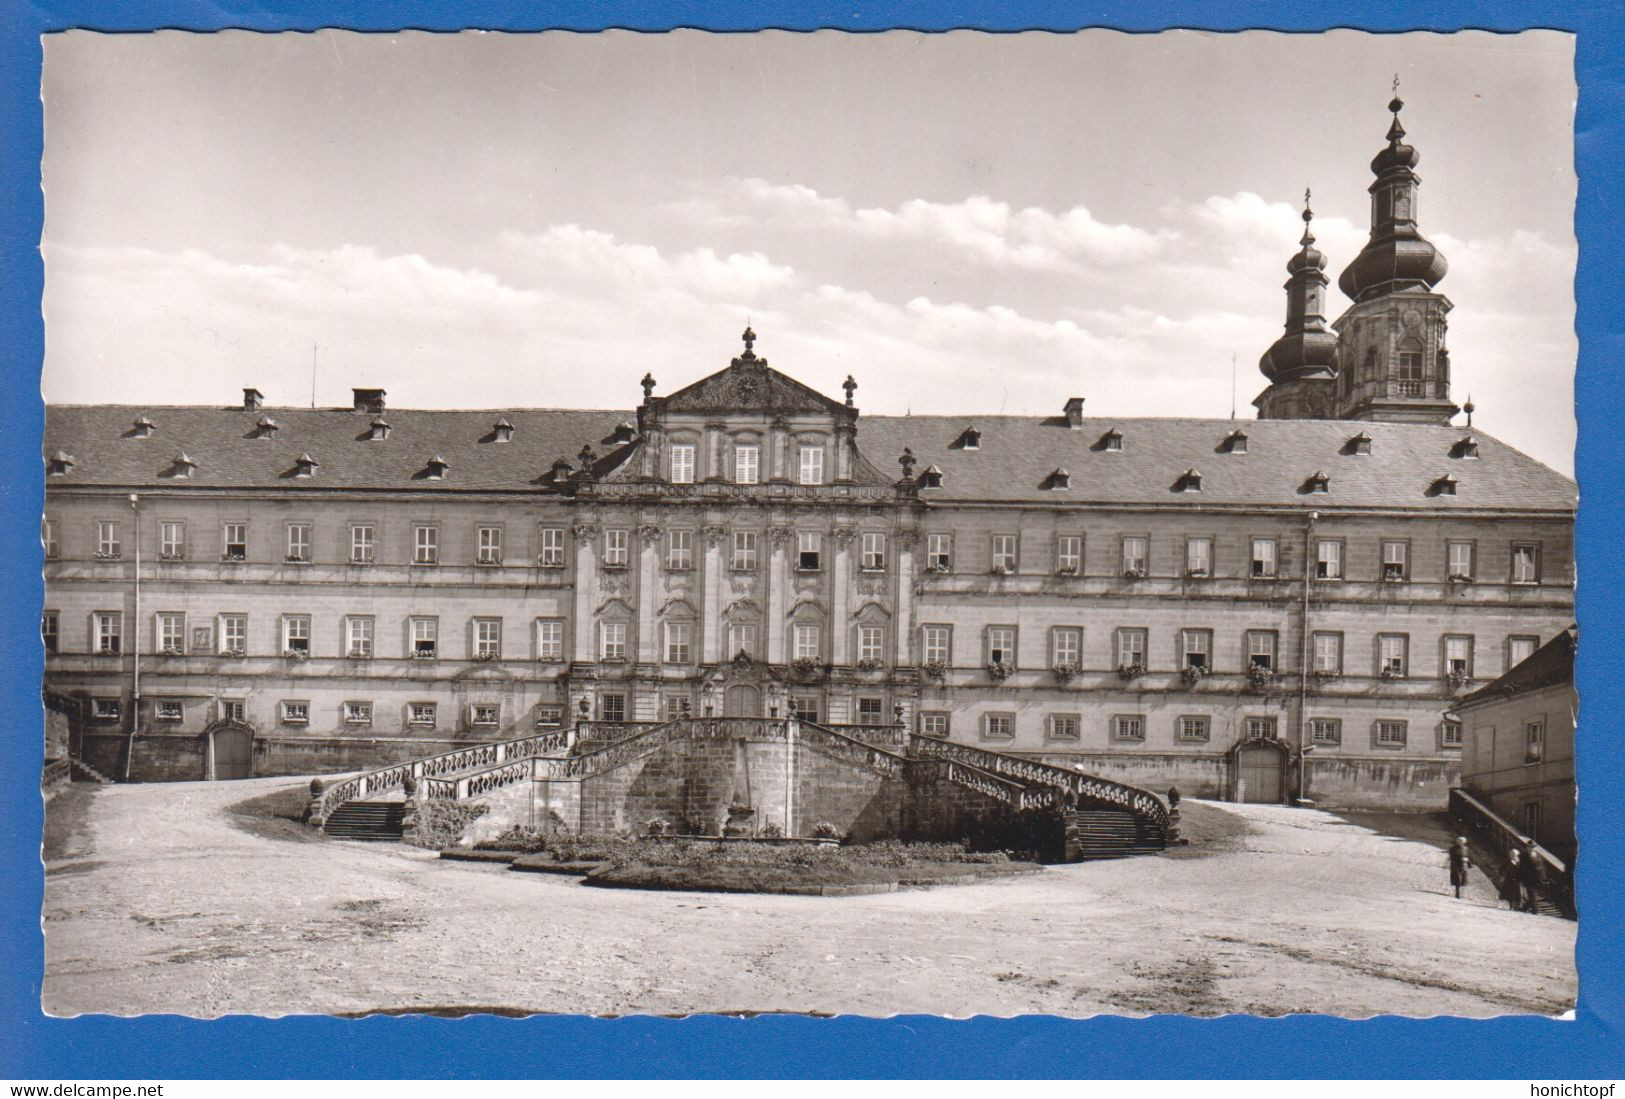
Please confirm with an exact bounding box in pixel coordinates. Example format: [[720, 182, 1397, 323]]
[[1063, 396, 1086, 429], [243, 388, 264, 412], [352, 388, 386, 414]]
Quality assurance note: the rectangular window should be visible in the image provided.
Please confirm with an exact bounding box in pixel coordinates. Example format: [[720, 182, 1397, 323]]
[[1116, 627, 1147, 668], [41, 611, 58, 654], [408, 703, 437, 728], [986, 626, 1016, 668], [791, 696, 821, 723], [1247, 716, 1278, 740], [41, 517, 58, 559], [664, 621, 693, 664], [734, 444, 760, 485], [1382, 540, 1409, 581], [414, 525, 439, 565], [157, 612, 186, 655], [349, 524, 375, 564], [857, 625, 885, 663], [282, 615, 311, 656], [1052, 627, 1082, 667], [729, 621, 759, 659], [1048, 713, 1081, 741], [94, 611, 122, 654], [599, 621, 627, 661], [856, 697, 885, 725], [861, 532, 887, 571], [1441, 720, 1464, 749], [1379, 634, 1408, 678], [1508, 636, 1539, 669], [281, 700, 310, 726], [1121, 535, 1147, 575], [1316, 540, 1342, 580], [1511, 543, 1540, 584], [1247, 630, 1278, 671], [344, 701, 373, 726], [798, 445, 825, 485], [1178, 716, 1210, 742], [345, 615, 373, 658], [159, 521, 186, 559], [921, 625, 951, 666], [536, 619, 564, 662], [982, 713, 1016, 741], [926, 533, 952, 572], [600, 693, 627, 723], [1376, 720, 1407, 748], [410, 617, 437, 659], [667, 529, 693, 570], [222, 522, 247, 560], [538, 527, 565, 567], [92, 698, 122, 723], [1447, 541, 1474, 580], [1250, 538, 1278, 578], [793, 623, 821, 660], [1311, 719, 1341, 745], [218, 614, 247, 655], [1182, 628, 1211, 670], [991, 534, 1018, 572], [798, 531, 822, 571], [732, 530, 759, 571], [286, 523, 311, 562], [1312, 632, 1342, 675], [471, 703, 500, 727], [476, 526, 503, 565], [920, 711, 950, 738], [474, 618, 503, 659], [669, 443, 696, 484], [534, 705, 564, 729], [1112, 715, 1145, 742], [1445, 636, 1473, 679], [1525, 719, 1545, 763], [96, 520, 121, 559], [1056, 535, 1082, 574], [219, 700, 246, 725], [1185, 536, 1212, 577], [603, 528, 629, 567]]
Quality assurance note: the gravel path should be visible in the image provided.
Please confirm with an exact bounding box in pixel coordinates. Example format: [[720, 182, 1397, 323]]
[[41, 778, 1577, 1019]]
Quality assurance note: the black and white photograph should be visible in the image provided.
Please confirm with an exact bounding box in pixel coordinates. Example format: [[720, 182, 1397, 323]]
[[37, 28, 1579, 1020]]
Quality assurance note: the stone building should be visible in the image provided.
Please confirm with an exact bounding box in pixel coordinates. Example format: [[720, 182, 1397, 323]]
[[40, 96, 1576, 807]]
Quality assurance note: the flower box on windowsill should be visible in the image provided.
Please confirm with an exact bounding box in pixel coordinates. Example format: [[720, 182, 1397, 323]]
[[285, 555, 310, 564], [855, 658, 886, 674], [1379, 667, 1406, 680], [1246, 664, 1275, 689], [158, 552, 184, 562], [219, 647, 247, 658], [1120, 567, 1146, 580], [1116, 662, 1146, 682], [986, 660, 1014, 683], [1180, 664, 1207, 685], [1448, 573, 1474, 585], [1185, 568, 1209, 579], [474, 651, 500, 662], [1446, 670, 1473, 690], [412, 649, 437, 660], [989, 564, 1012, 577], [283, 649, 309, 660], [599, 655, 627, 664], [93, 552, 122, 561], [1052, 661, 1082, 685], [921, 659, 949, 681], [96, 645, 121, 656], [791, 657, 824, 681], [221, 553, 246, 563], [346, 649, 372, 660], [1311, 669, 1339, 683], [475, 558, 504, 567], [1055, 566, 1079, 578], [1380, 571, 1407, 583], [537, 557, 566, 569], [348, 558, 374, 567], [924, 563, 951, 575], [600, 562, 629, 571], [159, 645, 185, 657]]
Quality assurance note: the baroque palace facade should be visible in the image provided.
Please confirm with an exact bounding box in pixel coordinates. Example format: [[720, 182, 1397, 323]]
[[41, 96, 1575, 807]]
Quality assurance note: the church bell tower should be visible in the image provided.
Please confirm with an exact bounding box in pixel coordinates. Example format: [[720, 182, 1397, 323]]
[[1331, 89, 1458, 424], [1254, 191, 1338, 419]]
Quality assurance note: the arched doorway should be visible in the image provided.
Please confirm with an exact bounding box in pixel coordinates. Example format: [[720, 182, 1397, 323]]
[[1236, 742, 1285, 804], [723, 684, 761, 718], [203, 721, 254, 780]]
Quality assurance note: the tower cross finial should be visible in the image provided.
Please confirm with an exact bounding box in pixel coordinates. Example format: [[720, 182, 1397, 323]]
[[842, 375, 857, 407], [1393, 72, 1401, 96]]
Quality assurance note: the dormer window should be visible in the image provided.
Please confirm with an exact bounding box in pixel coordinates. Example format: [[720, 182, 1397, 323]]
[[609, 421, 636, 445], [255, 415, 279, 438], [1347, 432, 1372, 456], [1100, 429, 1123, 453], [46, 450, 74, 476], [367, 418, 390, 441], [1305, 471, 1330, 494], [424, 454, 450, 480], [549, 457, 574, 483], [131, 416, 155, 439], [493, 418, 514, 443], [1451, 435, 1479, 459], [957, 427, 981, 450], [293, 453, 318, 479], [170, 453, 197, 479], [919, 465, 943, 490], [1222, 429, 1247, 454], [1431, 474, 1459, 497], [1174, 468, 1201, 493], [1045, 468, 1071, 491]]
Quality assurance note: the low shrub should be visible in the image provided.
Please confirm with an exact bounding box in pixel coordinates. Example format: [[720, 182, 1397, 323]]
[[407, 801, 489, 850]]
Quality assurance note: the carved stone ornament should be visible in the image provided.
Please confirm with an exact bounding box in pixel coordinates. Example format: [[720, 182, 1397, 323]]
[[768, 525, 793, 548], [832, 527, 857, 549], [600, 571, 630, 597], [637, 523, 662, 541], [858, 575, 887, 597], [571, 522, 600, 545], [730, 573, 758, 599], [703, 525, 728, 548]]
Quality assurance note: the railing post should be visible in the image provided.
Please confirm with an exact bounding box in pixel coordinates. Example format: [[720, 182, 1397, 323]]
[[456, 777, 469, 799], [303, 777, 327, 827], [356, 775, 369, 800]]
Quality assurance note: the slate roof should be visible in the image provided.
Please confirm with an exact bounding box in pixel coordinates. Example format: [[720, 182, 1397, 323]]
[[1458, 626, 1577, 708], [43, 404, 1576, 511]]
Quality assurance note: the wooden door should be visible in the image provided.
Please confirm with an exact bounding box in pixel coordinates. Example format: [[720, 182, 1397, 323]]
[[1238, 745, 1282, 803], [210, 726, 253, 780], [723, 684, 760, 718]]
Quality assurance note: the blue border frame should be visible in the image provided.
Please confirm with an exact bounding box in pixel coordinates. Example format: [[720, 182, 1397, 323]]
[[4, 2, 1621, 1079]]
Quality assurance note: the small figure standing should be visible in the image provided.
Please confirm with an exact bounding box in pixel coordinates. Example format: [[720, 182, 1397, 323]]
[[1517, 840, 1545, 913], [1167, 785, 1182, 810], [1447, 836, 1472, 899], [1499, 847, 1525, 909]]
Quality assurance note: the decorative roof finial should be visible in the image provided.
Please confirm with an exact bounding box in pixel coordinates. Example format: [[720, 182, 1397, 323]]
[[842, 375, 857, 407], [1463, 394, 1475, 427], [1300, 186, 1316, 247], [898, 447, 916, 479], [640, 372, 656, 400], [741, 325, 756, 358]]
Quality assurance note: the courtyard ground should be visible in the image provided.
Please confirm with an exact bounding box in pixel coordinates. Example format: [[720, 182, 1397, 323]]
[[40, 777, 1576, 1019]]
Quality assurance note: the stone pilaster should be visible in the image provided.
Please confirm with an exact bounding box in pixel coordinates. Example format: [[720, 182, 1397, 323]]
[[571, 522, 599, 663], [702, 524, 726, 664]]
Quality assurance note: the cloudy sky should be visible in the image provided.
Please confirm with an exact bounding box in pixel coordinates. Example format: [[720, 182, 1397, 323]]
[[41, 30, 1577, 473]]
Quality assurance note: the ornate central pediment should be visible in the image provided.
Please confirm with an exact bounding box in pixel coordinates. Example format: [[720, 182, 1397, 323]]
[[656, 358, 850, 418]]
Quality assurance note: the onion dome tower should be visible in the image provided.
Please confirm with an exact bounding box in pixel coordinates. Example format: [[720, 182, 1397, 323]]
[[1254, 191, 1339, 419], [1331, 87, 1459, 424]]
